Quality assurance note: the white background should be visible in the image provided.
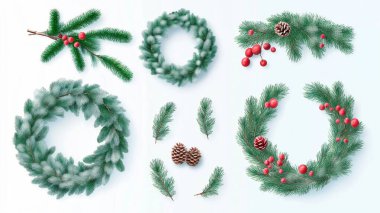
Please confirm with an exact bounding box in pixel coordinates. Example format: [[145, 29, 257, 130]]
[[1, 0, 379, 212]]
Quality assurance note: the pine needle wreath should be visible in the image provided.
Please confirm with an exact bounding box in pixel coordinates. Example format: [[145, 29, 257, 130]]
[[237, 82, 363, 195], [13, 80, 130, 198], [140, 9, 217, 86], [28, 9, 133, 82], [236, 12, 354, 62]]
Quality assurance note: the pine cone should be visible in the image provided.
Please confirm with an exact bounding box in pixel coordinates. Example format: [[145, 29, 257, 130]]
[[171, 143, 187, 164], [274, 21, 291, 37], [254, 136, 268, 150], [186, 147, 202, 166]]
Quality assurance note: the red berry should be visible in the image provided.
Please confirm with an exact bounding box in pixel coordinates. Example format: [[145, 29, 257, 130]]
[[351, 118, 360, 128], [245, 48, 253, 57], [260, 59, 267, 67], [264, 102, 270, 108], [248, 29, 254, 36], [263, 43, 271, 50], [78, 32, 86, 40], [324, 103, 329, 108], [281, 178, 287, 183], [269, 98, 278, 108], [263, 168, 269, 175], [241, 57, 250, 67], [336, 137, 340, 142], [343, 138, 349, 143], [264, 160, 270, 166], [270, 47, 276, 52], [68, 37, 74, 43], [319, 104, 325, 110], [267, 164, 273, 169], [298, 164, 308, 174], [329, 107, 334, 111], [58, 34, 63, 38], [320, 43, 325, 48], [278, 169, 283, 174], [268, 156, 274, 163], [335, 119, 340, 124], [251, 44, 261, 55], [62, 35, 68, 40], [277, 160, 283, 167], [279, 153, 285, 160], [63, 40, 69, 45], [309, 171, 314, 176], [320, 34, 326, 39], [74, 42, 80, 48], [335, 105, 341, 111], [344, 118, 350, 124]]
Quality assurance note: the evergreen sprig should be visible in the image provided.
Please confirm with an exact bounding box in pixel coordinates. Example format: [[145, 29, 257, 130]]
[[28, 9, 133, 82], [236, 12, 354, 62], [237, 82, 363, 195], [195, 167, 224, 197], [150, 159, 176, 201], [197, 98, 215, 139], [152, 102, 176, 143]]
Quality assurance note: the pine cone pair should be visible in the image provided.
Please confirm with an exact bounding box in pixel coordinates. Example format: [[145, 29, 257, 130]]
[[171, 143, 201, 166], [274, 21, 291, 37]]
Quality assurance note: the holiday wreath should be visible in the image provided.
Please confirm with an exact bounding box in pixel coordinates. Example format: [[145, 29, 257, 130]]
[[140, 9, 217, 86], [237, 82, 362, 195], [13, 80, 129, 198]]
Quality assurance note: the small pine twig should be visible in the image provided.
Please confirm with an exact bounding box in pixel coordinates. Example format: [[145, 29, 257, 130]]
[[197, 98, 215, 139], [152, 102, 176, 143], [195, 167, 224, 197], [150, 159, 175, 201]]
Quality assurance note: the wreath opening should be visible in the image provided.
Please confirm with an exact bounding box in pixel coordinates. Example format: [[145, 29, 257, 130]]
[[13, 80, 130, 199], [140, 9, 217, 86]]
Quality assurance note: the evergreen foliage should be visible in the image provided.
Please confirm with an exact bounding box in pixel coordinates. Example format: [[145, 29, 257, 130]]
[[237, 82, 363, 195], [196, 167, 224, 197], [41, 40, 64, 62], [150, 159, 176, 200], [60, 9, 101, 33], [197, 98, 215, 139], [13, 80, 130, 198], [152, 102, 176, 143], [236, 12, 354, 61], [87, 28, 132, 43]]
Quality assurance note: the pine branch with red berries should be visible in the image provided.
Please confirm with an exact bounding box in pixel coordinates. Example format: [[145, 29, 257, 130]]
[[28, 9, 133, 82], [237, 82, 363, 195], [236, 12, 354, 68]]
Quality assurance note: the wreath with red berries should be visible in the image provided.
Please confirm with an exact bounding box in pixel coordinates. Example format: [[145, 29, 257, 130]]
[[237, 82, 362, 195]]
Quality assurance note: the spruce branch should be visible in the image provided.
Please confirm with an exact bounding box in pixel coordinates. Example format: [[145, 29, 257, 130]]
[[47, 9, 60, 35], [70, 46, 85, 71], [60, 9, 101, 33], [197, 98, 215, 139], [150, 159, 175, 201], [195, 167, 224, 197], [152, 102, 176, 143], [98, 55, 133, 81], [87, 28, 132, 43], [41, 39, 64, 62]]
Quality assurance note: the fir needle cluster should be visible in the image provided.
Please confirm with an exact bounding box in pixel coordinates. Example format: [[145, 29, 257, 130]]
[[195, 167, 224, 197], [152, 102, 176, 143], [150, 159, 176, 201], [197, 98, 215, 139]]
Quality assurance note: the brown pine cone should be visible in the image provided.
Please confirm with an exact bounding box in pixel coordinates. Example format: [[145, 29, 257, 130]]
[[186, 147, 201, 166], [274, 21, 291, 37], [254, 136, 268, 151], [171, 143, 187, 164]]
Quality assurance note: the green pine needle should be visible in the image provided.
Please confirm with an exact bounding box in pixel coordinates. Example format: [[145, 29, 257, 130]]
[[152, 102, 176, 143], [41, 40, 64, 62], [197, 98, 215, 139], [87, 28, 132, 43], [150, 159, 175, 201], [60, 9, 101, 33], [70, 46, 85, 71], [47, 9, 60, 35], [196, 167, 224, 197], [98, 55, 133, 81]]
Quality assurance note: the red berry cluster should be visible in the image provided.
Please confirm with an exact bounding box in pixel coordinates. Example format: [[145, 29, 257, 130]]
[[298, 164, 314, 176], [241, 29, 276, 68], [262, 153, 288, 183], [319, 102, 360, 143], [59, 32, 86, 48], [264, 98, 278, 109], [319, 33, 326, 48]]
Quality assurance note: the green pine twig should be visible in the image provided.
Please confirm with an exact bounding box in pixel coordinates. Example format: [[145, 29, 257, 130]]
[[47, 9, 60, 35], [60, 9, 101, 33], [87, 28, 132, 43], [98, 55, 133, 81], [197, 98, 215, 139], [150, 159, 175, 201], [70, 46, 85, 71], [195, 167, 224, 197], [41, 39, 64, 62], [152, 102, 176, 143]]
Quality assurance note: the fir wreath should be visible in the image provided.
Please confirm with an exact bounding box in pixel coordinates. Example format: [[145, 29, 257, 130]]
[[13, 80, 130, 198], [140, 9, 217, 86], [237, 82, 363, 195]]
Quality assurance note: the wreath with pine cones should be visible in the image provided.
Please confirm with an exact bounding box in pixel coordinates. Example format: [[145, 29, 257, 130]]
[[237, 82, 363, 195]]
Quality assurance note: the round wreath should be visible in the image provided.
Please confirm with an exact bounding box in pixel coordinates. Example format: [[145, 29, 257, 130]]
[[140, 9, 217, 86], [13, 80, 130, 198], [237, 82, 363, 195]]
